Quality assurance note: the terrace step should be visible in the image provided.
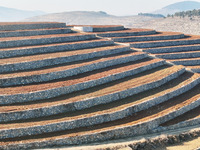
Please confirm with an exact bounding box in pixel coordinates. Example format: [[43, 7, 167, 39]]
[[154, 50, 200, 59], [169, 57, 200, 66], [0, 71, 198, 137], [0, 52, 150, 104], [0, 50, 145, 87], [1, 74, 200, 150], [0, 59, 170, 122], [0, 39, 114, 58], [0, 22, 66, 31], [111, 32, 185, 43], [96, 28, 156, 37], [1, 24, 200, 149], [151, 84, 200, 133], [0, 45, 131, 73], [73, 25, 125, 32], [160, 103, 200, 129], [0, 28, 73, 38], [0, 33, 97, 48], [187, 66, 200, 73], [142, 44, 200, 54], [130, 36, 200, 48], [0, 66, 186, 138], [93, 25, 124, 32]]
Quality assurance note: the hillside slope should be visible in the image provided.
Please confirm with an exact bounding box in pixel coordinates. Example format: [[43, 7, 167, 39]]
[[133, 17, 200, 35], [153, 1, 200, 16], [23, 11, 158, 27], [0, 6, 45, 22], [1, 23, 200, 150]]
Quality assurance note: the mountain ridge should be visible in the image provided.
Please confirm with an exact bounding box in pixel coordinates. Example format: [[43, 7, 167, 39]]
[[153, 1, 200, 16], [0, 6, 45, 22], [23, 11, 156, 26]]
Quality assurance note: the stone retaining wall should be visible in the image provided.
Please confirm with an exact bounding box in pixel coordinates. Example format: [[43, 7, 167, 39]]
[[0, 23, 66, 31], [93, 26, 124, 32], [0, 40, 114, 58], [2, 67, 199, 140], [171, 59, 200, 66], [0, 34, 97, 48], [3, 91, 200, 150], [113, 34, 185, 42], [190, 68, 200, 73], [0, 53, 148, 104], [143, 45, 200, 54], [74, 26, 125, 32], [131, 39, 200, 48], [0, 49, 136, 87], [0, 47, 131, 74], [77, 126, 200, 150], [0, 60, 167, 123], [0, 28, 72, 38], [171, 117, 200, 130], [152, 117, 200, 133], [155, 52, 200, 59], [97, 30, 156, 37]]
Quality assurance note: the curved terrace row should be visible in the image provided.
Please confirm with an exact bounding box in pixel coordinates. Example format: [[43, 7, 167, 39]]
[[0, 23, 200, 150]]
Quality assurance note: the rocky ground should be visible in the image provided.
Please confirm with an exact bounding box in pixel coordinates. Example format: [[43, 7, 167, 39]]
[[23, 10, 200, 35], [131, 16, 200, 36]]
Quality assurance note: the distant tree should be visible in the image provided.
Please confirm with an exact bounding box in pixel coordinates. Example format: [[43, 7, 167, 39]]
[[172, 9, 200, 18], [98, 11, 107, 15], [167, 14, 171, 17], [138, 13, 165, 18]]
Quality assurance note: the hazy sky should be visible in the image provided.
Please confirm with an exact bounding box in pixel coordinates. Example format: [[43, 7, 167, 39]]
[[0, 0, 199, 16]]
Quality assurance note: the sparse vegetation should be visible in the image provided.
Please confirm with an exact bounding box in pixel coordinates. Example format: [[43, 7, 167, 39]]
[[167, 9, 200, 18], [138, 13, 165, 18]]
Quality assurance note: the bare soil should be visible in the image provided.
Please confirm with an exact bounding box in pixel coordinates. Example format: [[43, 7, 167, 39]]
[[1, 72, 197, 130], [1, 76, 200, 146], [0, 52, 146, 95], [0, 59, 164, 112], [0, 28, 69, 33], [111, 31, 183, 39], [95, 28, 154, 34], [0, 33, 94, 42], [0, 45, 126, 65], [0, 39, 108, 52], [129, 35, 200, 44]]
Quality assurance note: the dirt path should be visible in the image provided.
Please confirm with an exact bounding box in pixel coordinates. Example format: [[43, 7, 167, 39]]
[[166, 137, 200, 150]]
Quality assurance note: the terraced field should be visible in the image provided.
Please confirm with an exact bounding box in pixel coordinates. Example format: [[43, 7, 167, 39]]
[[0, 23, 200, 150], [90, 26, 200, 73]]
